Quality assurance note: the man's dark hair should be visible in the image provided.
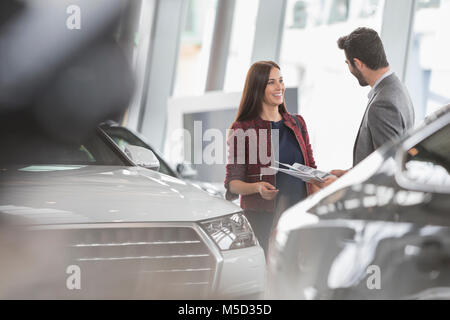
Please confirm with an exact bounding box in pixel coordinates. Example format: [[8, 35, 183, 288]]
[[337, 27, 389, 70]]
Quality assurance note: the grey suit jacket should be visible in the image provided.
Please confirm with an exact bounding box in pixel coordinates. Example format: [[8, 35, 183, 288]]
[[353, 73, 415, 166]]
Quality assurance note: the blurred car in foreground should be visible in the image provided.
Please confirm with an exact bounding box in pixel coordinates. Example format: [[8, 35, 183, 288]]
[[100, 121, 226, 198], [268, 104, 450, 300], [0, 127, 265, 299]]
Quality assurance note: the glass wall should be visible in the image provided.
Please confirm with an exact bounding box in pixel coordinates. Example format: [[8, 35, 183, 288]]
[[173, 0, 218, 96], [123, 0, 156, 130], [280, 0, 385, 171], [405, 0, 450, 120], [223, 0, 260, 92]]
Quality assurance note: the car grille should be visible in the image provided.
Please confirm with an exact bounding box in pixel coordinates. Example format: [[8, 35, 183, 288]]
[[28, 224, 218, 299]]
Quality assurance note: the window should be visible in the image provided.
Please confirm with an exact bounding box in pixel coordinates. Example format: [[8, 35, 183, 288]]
[[280, 0, 385, 171], [328, 0, 349, 25], [288, 0, 327, 29], [288, 0, 362, 29], [223, 0, 259, 92], [173, 0, 218, 96], [404, 123, 450, 187], [405, 0, 450, 120], [291, 1, 308, 29], [358, 0, 381, 18], [417, 0, 441, 9]]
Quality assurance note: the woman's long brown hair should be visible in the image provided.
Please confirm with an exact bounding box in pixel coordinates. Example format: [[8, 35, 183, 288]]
[[233, 61, 288, 124]]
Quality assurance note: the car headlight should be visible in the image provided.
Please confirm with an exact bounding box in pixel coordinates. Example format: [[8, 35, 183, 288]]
[[199, 213, 258, 250]]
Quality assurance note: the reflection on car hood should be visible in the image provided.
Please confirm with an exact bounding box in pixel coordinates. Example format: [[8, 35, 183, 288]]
[[0, 165, 241, 225], [187, 179, 226, 197]]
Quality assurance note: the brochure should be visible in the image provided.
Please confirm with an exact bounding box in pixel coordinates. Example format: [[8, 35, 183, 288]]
[[269, 161, 333, 183]]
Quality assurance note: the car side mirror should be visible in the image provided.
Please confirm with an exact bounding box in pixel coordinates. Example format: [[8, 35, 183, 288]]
[[176, 162, 197, 178], [124, 145, 160, 171]]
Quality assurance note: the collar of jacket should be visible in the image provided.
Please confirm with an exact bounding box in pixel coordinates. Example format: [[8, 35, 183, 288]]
[[372, 72, 396, 97], [253, 111, 296, 127]]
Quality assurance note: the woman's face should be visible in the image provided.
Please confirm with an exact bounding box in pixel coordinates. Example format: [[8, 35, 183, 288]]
[[263, 67, 285, 107]]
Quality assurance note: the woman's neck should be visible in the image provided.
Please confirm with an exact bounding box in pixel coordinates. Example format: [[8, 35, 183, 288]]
[[260, 104, 283, 121]]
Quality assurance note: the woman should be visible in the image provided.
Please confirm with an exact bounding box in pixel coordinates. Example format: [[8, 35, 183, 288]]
[[224, 61, 318, 255]]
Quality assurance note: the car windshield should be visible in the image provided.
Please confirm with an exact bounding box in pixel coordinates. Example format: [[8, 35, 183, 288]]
[[100, 125, 177, 177], [0, 129, 127, 166], [405, 123, 450, 187]]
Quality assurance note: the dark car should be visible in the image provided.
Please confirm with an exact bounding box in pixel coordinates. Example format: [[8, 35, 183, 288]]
[[267, 104, 450, 300]]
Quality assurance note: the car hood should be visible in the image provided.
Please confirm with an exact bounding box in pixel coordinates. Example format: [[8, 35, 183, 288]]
[[0, 165, 241, 225], [186, 179, 226, 197]]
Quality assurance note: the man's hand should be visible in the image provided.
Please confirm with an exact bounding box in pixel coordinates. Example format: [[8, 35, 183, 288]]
[[321, 176, 338, 187], [330, 169, 348, 177], [310, 176, 338, 191], [256, 182, 279, 200]]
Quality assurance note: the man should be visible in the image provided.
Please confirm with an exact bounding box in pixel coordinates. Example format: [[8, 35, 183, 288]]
[[329, 27, 415, 180]]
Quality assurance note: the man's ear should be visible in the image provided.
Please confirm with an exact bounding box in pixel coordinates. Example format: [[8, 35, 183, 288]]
[[353, 58, 365, 70], [353, 58, 366, 70]]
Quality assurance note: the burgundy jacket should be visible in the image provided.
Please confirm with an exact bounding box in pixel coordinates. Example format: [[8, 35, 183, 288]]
[[224, 112, 316, 213]]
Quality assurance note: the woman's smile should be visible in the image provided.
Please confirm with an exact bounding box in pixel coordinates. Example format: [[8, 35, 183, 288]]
[[264, 67, 285, 107]]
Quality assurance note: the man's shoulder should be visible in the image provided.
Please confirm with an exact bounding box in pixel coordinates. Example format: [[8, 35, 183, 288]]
[[372, 75, 411, 107]]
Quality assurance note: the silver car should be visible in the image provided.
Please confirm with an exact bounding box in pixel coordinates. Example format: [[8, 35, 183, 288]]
[[0, 127, 265, 299]]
